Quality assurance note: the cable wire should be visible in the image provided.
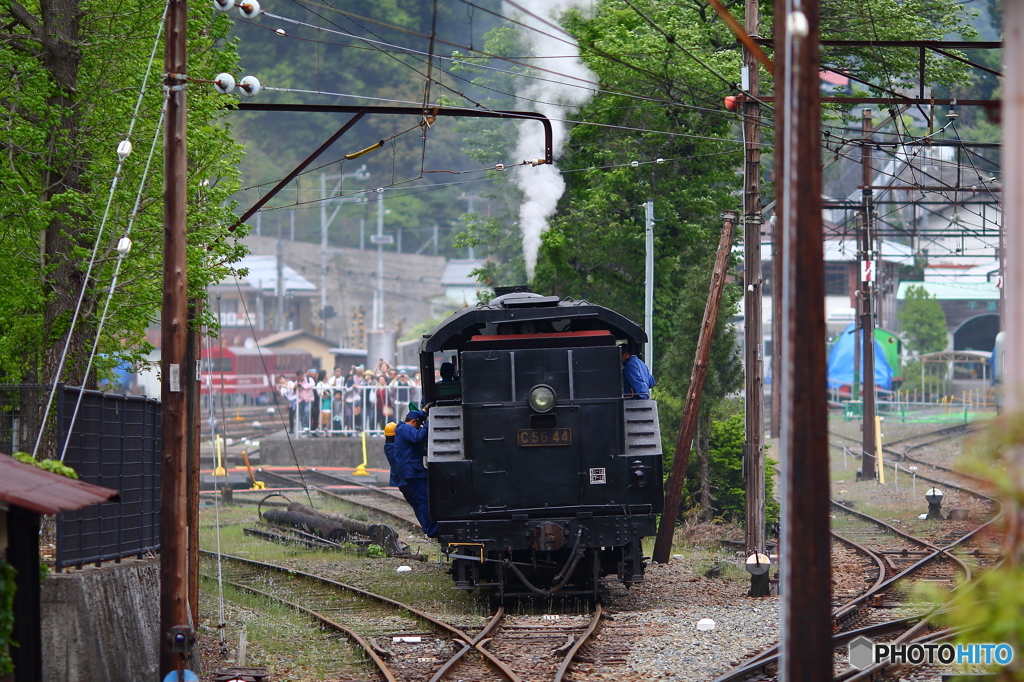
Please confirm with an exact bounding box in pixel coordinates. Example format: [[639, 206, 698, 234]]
[[33, 1, 169, 459]]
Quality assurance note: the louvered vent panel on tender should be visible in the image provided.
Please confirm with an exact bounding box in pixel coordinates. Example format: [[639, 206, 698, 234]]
[[623, 399, 661, 455], [427, 405, 465, 462]]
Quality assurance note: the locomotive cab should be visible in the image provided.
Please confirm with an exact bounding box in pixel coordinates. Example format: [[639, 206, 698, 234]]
[[419, 292, 663, 599]]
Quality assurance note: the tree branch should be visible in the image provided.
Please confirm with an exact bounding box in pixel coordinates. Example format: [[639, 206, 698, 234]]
[[5, 0, 42, 42]]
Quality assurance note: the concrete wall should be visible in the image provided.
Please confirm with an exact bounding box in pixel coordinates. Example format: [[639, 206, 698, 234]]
[[41, 559, 159, 682], [259, 434, 389, 469]]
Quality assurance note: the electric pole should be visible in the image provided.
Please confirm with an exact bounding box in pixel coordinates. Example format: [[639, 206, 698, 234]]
[[645, 199, 655, 365], [742, 0, 767, 598], [160, 0, 192, 672], [276, 230, 285, 332], [775, 0, 832, 677], [860, 109, 878, 481]]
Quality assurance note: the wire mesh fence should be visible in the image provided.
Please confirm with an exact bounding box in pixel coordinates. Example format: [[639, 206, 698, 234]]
[[0, 384, 47, 456]]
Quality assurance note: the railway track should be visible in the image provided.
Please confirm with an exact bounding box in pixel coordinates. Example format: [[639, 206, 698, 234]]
[[198, 551, 602, 681], [712, 423, 1001, 682]]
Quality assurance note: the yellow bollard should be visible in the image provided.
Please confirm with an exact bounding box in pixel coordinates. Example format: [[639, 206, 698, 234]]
[[214, 435, 227, 476], [353, 430, 370, 476]]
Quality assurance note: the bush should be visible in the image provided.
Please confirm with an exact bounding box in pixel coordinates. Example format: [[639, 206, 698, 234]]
[[681, 414, 779, 524]]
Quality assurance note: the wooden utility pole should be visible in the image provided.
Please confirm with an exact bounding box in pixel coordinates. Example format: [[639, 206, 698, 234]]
[[652, 211, 737, 564], [742, 0, 768, 598], [1002, 0, 1024, 566], [860, 109, 878, 481], [771, 219, 782, 439], [775, 0, 832, 678], [160, 0, 192, 673]]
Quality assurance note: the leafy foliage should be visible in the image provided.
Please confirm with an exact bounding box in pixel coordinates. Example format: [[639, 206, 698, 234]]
[[899, 285, 949, 354], [680, 414, 779, 523], [13, 452, 78, 479], [0, 0, 245, 406]]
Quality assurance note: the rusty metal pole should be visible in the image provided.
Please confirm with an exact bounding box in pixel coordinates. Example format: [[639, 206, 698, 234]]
[[1003, 0, 1024, 566], [160, 0, 191, 672], [652, 211, 737, 565], [774, 0, 832, 678], [860, 110, 877, 481], [743, 0, 768, 598]]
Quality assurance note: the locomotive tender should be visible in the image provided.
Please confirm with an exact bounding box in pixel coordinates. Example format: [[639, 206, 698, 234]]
[[419, 290, 664, 598]]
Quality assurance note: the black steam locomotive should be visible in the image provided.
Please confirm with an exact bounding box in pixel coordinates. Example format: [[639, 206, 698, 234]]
[[419, 290, 664, 599]]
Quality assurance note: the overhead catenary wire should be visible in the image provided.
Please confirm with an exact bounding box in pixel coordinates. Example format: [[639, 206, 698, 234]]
[[33, 0, 170, 459]]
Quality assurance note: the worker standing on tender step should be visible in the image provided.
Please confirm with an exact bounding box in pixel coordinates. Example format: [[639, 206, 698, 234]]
[[393, 410, 438, 538]]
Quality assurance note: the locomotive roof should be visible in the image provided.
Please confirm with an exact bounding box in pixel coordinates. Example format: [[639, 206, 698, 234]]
[[420, 293, 647, 353]]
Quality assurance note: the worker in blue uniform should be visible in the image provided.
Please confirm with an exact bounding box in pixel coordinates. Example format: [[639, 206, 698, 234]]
[[383, 422, 403, 487], [393, 410, 438, 537], [620, 344, 656, 399]]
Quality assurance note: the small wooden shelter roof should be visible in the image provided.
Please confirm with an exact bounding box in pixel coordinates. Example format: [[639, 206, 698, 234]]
[[0, 455, 120, 515]]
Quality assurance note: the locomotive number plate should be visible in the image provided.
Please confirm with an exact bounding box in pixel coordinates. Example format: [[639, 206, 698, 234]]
[[517, 428, 572, 447]]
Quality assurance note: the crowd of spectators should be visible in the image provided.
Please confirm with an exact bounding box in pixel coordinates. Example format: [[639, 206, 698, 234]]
[[275, 360, 422, 436]]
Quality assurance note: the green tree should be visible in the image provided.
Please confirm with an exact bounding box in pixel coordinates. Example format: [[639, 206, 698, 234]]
[[681, 414, 779, 523], [0, 0, 245, 452], [899, 285, 949, 354]]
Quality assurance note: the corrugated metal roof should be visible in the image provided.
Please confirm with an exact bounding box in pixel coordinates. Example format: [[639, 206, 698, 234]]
[[0, 455, 119, 515]]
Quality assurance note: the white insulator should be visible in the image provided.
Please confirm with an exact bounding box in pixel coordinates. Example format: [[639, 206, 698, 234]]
[[212, 0, 232, 11], [116, 140, 133, 159], [375, 187, 384, 193], [276, 28, 286, 35], [786, 10, 809, 38], [239, 75, 261, 97], [494, 163, 505, 171], [214, 72, 236, 94], [238, 0, 261, 18], [630, 160, 639, 167], [656, 157, 665, 164], [116, 237, 133, 255]]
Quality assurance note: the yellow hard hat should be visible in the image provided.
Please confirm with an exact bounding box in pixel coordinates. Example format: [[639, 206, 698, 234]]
[[384, 422, 397, 437]]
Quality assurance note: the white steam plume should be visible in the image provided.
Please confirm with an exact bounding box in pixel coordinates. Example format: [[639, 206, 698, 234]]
[[504, 0, 596, 281]]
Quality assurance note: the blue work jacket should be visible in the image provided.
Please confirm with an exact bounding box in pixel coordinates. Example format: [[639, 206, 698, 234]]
[[394, 421, 429, 480], [623, 355, 656, 399]]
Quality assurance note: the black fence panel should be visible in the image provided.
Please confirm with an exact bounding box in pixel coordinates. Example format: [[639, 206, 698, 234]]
[[56, 386, 161, 570]]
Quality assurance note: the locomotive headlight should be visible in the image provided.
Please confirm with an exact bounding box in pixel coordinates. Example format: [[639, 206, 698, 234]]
[[528, 385, 556, 412]]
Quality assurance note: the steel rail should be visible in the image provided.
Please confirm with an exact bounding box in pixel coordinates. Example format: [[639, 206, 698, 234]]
[[829, 530, 887, 625], [429, 607, 520, 682], [829, 434, 995, 506], [830, 500, 973, 582], [199, 551, 519, 679], [713, 469, 1000, 682], [315, 486, 422, 531], [554, 602, 603, 682], [198, 570, 398, 682]]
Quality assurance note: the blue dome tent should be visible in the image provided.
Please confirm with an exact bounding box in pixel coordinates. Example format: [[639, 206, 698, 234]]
[[827, 323, 893, 390]]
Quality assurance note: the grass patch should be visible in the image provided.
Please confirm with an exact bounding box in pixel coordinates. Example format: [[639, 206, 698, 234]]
[[199, 579, 377, 681]]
